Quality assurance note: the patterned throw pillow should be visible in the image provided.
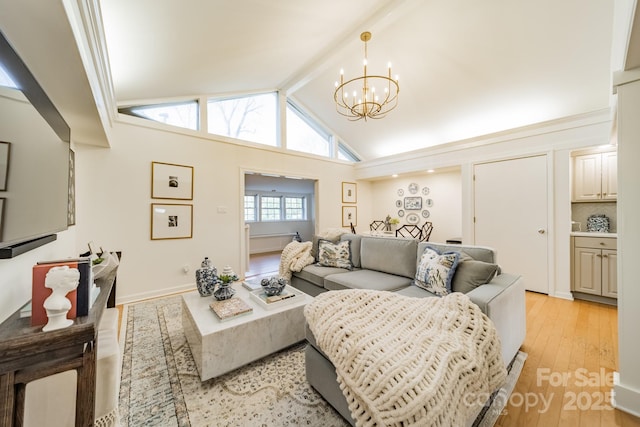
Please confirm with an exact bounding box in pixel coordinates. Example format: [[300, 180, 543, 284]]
[[317, 239, 353, 270], [414, 246, 460, 296]]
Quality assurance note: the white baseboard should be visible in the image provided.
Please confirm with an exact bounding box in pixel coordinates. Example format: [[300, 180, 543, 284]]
[[551, 291, 574, 301], [613, 373, 640, 417], [116, 282, 195, 306]]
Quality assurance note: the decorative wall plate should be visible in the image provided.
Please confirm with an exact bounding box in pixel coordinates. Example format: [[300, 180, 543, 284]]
[[397, 189, 404, 196], [422, 210, 430, 218], [395, 200, 402, 207], [408, 183, 419, 194], [422, 187, 430, 195], [425, 198, 434, 207], [397, 210, 405, 217], [406, 213, 420, 224]]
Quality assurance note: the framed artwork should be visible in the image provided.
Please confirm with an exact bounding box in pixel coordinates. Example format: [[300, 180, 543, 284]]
[[342, 182, 357, 203], [395, 200, 402, 208], [0, 198, 4, 240], [425, 198, 434, 207], [152, 161, 194, 200], [67, 149, 76, 226], [342, 205, 357, 227], [404, 196, 422, 210], [0, 141, 10, 191], [151, 203, 193, 240], [408, 183, 419, 194]]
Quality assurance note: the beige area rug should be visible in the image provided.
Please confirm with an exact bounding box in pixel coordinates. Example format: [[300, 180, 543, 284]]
[[118, 294, 526, 427]]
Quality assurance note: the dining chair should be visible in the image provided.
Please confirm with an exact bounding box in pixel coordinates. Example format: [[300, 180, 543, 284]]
[[420, 222, 433, 242], [369, 220, 385, 231], [395, 224, 422, 239]]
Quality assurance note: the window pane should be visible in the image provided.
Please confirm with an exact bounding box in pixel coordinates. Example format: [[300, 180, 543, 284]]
[[121, 101, 199, 130], [338, 143, 360, 162], [244, 195, 256, 222], [286, 103, 330, 157], [260, 196, 281, 221], [285, 196, 305, 220], [208, 93, 277, 146], [0, 65, 17, 89]]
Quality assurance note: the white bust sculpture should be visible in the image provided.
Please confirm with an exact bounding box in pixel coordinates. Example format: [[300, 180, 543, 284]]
[[42, 265, 80, 332]]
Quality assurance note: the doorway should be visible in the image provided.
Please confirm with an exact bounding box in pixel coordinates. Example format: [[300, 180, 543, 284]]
[[242, 172, 317, 277], [474, 155, 549, 294]]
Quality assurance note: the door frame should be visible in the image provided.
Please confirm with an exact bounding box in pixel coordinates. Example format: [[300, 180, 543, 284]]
[[238, 166, 319, 275]]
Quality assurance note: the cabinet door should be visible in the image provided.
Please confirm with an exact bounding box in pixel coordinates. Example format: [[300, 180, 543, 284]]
[[601, 151, 617, 200], [602, 249, 617, 298], [573, 247, 602, 295], [573, 154, 602, 201]]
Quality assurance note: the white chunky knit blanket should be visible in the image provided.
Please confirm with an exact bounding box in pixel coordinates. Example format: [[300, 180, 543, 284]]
[[278, 241, 314, 280], [305, 290, 507, 427]]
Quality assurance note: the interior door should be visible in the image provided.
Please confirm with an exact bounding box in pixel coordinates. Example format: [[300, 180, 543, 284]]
[[474, 155, 549, 294]]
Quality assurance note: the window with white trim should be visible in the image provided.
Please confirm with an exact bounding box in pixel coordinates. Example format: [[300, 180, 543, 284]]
[[119, 100, 199, 130], [260, 196, 282, 221], [284, 196, 305, 220], [207, 93, 277, 146], [244, 195, 257, 222], [286, 101, 331, 157]]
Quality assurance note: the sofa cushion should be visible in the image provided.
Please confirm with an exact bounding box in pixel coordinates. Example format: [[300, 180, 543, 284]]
[[340, 233, 362, 268], [360, 236, 417, 278], [318, 239, 353, 269], [452, 252, 500, 294], [295, 264, 354, 288], [395, 284, 440, 298], [324, 269, 412, 292], [414, 246, 460, 296], [418, 242, 496, 263]]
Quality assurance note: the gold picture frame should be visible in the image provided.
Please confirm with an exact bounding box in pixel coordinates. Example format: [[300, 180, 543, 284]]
[[342, 182, 357, 203], [151, 161, 194, 200], [342, 205, 357, 227], [0, 141, 10, 191], [151, 203, 193, 240]]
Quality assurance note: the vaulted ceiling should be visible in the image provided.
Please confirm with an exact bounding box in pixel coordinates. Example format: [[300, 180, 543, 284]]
[[0, 0, 617, 161]]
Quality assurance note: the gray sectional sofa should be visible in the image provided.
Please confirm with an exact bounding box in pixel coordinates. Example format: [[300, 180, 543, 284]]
[[291, 234, 526, 425]]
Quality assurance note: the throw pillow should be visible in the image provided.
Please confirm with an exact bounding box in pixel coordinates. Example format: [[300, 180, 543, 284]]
[[414, 246, 460, 296], [452, 252, 500, 294], [317, 239, 353, 270]]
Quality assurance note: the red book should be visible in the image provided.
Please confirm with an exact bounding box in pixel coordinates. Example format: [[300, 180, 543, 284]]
[[31, 258, 91, 327]]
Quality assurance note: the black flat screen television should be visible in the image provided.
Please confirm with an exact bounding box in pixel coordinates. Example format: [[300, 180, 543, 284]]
[[0, 31, 70, 256]]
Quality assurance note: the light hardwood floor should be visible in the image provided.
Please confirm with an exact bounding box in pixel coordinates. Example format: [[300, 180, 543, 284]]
[[119, 253, 640, 426], [496, 292, 640, 427]]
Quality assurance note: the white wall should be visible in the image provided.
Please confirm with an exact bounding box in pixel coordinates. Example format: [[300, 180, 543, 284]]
[[358, 112, 612, 300], [369, 171, 462, 243], [0, 229, 76, 323], [74, 120, 358, 304]]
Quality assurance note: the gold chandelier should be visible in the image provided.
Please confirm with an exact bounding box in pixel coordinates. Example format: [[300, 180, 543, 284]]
[[334, 31, 399, 121]]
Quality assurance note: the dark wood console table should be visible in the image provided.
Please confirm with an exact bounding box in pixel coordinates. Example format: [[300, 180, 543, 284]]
[[0, 261, 118, 427]]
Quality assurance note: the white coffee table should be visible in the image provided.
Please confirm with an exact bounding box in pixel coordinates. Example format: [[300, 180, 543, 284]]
[[182, 281, 312, 381]]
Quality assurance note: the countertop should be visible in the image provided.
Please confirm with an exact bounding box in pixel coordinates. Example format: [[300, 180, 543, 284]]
[[570, 231, 617, 238]]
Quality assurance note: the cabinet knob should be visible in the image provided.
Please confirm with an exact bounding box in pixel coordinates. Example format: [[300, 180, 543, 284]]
[[600, 242, 605, 246], [597, 254, 602, 257], [537, 228, 545, 234], [603, 254, 609, 258]]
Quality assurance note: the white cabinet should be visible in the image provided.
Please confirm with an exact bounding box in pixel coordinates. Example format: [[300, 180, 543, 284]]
[[573, 151, 617, 201], [572, 236, 617, 299]]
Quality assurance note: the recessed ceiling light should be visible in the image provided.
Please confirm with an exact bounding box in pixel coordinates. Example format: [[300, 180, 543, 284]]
[[392, 174, 398, 178], [427, 169, 435, 173]]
